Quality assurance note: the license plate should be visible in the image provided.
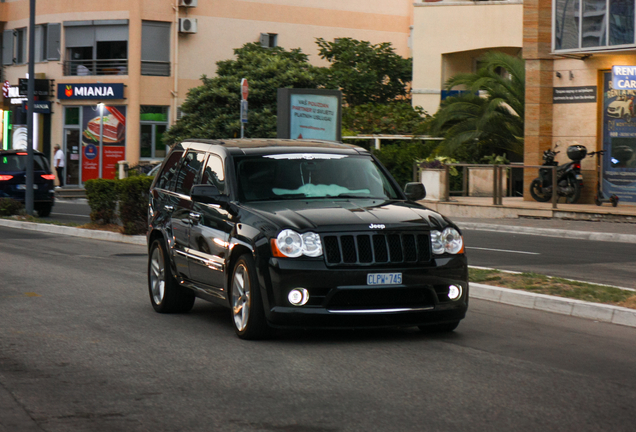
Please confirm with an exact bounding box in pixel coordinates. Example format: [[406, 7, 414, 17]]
[[16, 184, 37, 190], [575, 174, 583, 180], [367, 273, 402, 285]]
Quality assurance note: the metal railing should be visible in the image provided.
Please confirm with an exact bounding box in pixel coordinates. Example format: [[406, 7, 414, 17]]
[[63, 59, 128, 76], [415, 162, 560, 209]]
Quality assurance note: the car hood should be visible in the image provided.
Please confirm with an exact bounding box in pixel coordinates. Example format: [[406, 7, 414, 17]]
[[241, 199, 452, 234]]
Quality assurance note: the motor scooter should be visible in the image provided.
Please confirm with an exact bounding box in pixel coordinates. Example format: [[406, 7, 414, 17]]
[[529, 144, 586, 203]]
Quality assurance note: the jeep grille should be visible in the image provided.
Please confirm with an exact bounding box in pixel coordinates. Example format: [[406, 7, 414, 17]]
[[322, 232, 431, 266]]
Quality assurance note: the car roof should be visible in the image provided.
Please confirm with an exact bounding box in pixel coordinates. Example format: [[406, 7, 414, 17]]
[[178, 139, 368, 156]]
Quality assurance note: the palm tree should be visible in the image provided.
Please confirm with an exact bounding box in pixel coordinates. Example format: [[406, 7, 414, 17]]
[[430, 52, 525, 160]]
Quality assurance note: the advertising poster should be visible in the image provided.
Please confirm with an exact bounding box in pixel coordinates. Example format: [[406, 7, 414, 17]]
[[289, 94, 338, 141], [81, 105, 126, 182], [602, 71, 636, 202]]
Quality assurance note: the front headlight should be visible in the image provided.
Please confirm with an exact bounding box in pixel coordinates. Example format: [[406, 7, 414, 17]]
[[274, 229, 323, 258], [431, 227, 464, 255]]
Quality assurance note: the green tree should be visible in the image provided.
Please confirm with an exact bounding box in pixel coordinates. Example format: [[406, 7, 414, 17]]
[[163, 43, 326, 144], [316, 37, 412, 106], [342, 101, 429, 136], [430, 52, 525, 161]]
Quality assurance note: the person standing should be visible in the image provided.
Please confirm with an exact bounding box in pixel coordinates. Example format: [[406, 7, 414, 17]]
[[53, 144, 65, 188]]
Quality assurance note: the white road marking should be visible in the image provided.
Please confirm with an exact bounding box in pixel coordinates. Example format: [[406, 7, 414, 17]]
[[466, 246, 540, 255]]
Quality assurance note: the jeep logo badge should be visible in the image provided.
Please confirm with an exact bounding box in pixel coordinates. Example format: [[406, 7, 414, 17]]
[[369, 224, 385, 229]]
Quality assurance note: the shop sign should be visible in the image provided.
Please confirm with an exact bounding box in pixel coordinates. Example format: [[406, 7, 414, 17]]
[[57, 83, 125, 100], [21, 101, 52, 114], [553, 86, 597, 104], [18, 79, 51, 97], [612, 66, 636, 90], [7, 86, 27, 105], [601, 71, 636, 203]]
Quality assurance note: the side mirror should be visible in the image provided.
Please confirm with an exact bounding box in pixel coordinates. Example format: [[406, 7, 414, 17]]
[[404, 182, 426, 201], [191, 184, 229, 206]]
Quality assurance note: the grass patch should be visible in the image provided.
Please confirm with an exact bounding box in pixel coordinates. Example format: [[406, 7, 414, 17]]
[[469, 268, 636, 310]]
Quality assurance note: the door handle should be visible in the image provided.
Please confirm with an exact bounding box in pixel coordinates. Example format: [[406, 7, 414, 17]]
[[164, 205, 174, 212], [189, 212, 202, 223]]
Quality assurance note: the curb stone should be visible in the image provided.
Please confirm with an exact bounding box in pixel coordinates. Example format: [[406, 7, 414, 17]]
[[0, 218, 146, 245], [457, 222, 636, 244], [2, 218, 635, 328], [470, 283, 636, 328]]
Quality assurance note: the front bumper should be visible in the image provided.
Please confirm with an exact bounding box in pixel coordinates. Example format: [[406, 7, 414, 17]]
[[261, 255, 468, 329]]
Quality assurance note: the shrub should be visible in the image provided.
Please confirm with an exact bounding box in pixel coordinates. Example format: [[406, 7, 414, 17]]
[[0, 198, 24, 216], [117, 176, 154, 235], [372, 141, 437, 189], [85, 179, 118, 224]]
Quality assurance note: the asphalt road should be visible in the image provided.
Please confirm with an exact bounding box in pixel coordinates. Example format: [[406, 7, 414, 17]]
[[462, 229, 636, 288], [48, 200, 92, 225], [1, 227, 636, 432]]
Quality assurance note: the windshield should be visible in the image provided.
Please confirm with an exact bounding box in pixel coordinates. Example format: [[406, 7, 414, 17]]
[[235, 153, 400, 202]]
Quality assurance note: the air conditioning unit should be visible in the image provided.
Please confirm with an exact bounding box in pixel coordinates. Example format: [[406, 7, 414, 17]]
[[179, 18, 198, 34], [179, 0, 197, 7]]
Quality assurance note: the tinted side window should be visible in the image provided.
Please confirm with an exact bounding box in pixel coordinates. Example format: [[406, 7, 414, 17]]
[[201, 154, 225, 194], [156, 150, 183, 191], [174, 151, 205, 196]]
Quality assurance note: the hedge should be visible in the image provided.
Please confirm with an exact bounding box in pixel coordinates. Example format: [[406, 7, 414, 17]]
[[84, 179, 118, 224], [85, 177, 153, 234], [0, 198, 24, 216], [118, 176, 154, 235]]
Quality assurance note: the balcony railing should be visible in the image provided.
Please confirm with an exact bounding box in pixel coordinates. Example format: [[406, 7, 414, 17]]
[[141, 60, 170, 77], [63, 59, 128, 76]]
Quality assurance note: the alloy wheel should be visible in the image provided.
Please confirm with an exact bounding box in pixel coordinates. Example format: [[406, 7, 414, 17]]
[[150, 246, 166, 305], [232, 264, 250, 331]]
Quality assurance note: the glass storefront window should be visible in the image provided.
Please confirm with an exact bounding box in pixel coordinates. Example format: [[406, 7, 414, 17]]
[[65, 107, 80, 125], [140, 106, 169, 159], [610, 0, 635, 46], [555, 0, 636, 51]]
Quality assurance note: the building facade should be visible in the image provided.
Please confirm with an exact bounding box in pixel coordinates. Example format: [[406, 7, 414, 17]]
[[0, 0, 413, 186], [411, 0, 523, 115], [525, 0, 636, 204]]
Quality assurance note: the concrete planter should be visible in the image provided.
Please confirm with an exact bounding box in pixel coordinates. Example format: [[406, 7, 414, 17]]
[[420, 168, 446, 200], [468, 166, 507, 197]]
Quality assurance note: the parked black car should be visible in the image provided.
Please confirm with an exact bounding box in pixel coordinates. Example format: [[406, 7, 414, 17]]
[[147, 139, 468, 339], [0, 149, 55, 216]]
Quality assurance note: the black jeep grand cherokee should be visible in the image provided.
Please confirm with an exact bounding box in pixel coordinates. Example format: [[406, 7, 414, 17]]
[[147, 139, 468, 339]]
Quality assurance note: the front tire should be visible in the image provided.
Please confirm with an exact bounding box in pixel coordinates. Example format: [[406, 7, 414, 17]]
[[148, 239, 195, 313], [530, 179, 551, 202], [231, 254, 270, 340]]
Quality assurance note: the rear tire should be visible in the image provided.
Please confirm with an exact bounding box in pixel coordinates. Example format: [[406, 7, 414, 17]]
[[230, 254, 271, 340], [565, 176, 581, 204], [530, 179, 551, 202], [419, 321, 460, 333], [148, 239, 195, 313], [36, 203, 52, 217]]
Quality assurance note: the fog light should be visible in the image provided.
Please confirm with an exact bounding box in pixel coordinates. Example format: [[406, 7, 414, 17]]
[[448, 285, 462, 300], [288, 288, 309, 306]]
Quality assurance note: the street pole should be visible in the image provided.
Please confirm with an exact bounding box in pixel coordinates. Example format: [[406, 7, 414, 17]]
[[25, 0, 36, 215], [98, 104, 104, 179]]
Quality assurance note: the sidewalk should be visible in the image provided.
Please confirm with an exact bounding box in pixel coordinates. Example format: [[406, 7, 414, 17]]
[[1, 214, 635, 329]]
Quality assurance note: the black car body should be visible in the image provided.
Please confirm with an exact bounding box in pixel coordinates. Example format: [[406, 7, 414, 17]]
[[147, 139, 468, 339], [0, 149, 55, 216]]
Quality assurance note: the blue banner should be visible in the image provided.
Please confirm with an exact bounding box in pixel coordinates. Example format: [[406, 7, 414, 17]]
[[611, 66, 636, 90], [57, 83, 125, 100]]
